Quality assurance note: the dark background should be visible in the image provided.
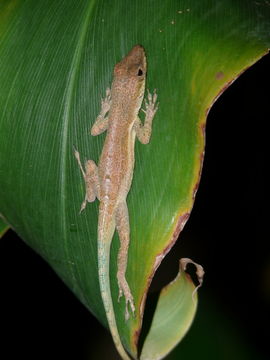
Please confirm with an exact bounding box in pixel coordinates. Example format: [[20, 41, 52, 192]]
[[1, 53, 269, 360]]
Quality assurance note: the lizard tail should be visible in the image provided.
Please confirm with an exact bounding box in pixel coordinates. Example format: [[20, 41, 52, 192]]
[[98, 220, 132, 360]]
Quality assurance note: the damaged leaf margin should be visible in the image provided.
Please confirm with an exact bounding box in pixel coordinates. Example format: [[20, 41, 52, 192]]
[[128, 49, 270, 359]]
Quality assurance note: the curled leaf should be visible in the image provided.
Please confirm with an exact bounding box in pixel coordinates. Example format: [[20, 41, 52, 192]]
[[140, 259, 204, 360]]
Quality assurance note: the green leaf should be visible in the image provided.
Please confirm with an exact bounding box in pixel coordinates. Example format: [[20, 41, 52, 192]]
[[0, 0, 269, 359], [140, 259, 204, 360], [166, 294, 263, 360]]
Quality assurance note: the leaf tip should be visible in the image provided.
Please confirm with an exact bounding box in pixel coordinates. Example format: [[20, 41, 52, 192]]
[[179, 258, 205, 301]]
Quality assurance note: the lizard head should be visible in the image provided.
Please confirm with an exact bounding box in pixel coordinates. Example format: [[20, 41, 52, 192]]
[[113, 45, 146, 101]]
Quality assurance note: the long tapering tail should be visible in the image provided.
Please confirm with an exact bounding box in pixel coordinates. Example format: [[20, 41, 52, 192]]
[[98, 217, 131, 360]]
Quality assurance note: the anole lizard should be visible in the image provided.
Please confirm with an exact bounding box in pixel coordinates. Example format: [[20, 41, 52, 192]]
[[74, 45, 158, 359]]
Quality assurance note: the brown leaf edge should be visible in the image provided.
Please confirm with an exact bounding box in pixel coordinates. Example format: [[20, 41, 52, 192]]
[[130, 50, 270, 356]]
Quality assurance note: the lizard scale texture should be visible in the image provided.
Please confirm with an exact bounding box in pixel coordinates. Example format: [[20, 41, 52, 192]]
[[75, 45, 158, 360]]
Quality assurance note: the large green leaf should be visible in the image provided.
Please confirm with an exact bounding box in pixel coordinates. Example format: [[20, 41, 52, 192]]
[[0, 0, 269, 359]]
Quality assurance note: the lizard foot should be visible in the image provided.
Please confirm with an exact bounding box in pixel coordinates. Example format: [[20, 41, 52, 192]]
[[142, 89, 159, 118], [117, 276, 135, 321], [101, 87, 112, 114]]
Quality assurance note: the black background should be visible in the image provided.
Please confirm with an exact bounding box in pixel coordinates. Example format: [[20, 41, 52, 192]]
[[1, 53, 269, 360]]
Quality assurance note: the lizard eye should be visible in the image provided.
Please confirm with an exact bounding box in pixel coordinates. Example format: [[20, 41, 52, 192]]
[[137, 68, 143, 76]]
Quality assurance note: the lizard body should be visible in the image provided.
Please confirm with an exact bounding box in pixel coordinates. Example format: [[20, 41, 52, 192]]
[[75, 45, 158, 359]]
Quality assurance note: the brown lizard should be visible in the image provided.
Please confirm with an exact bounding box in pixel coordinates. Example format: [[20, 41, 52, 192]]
[[74, 45, 158, 359]]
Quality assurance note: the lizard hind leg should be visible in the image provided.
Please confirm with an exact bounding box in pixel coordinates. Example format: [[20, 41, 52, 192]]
[[74, 149, 100, 212], [115, 202, 135, 321]]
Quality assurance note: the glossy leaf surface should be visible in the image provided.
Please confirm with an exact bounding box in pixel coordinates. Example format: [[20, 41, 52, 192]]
[[0, 0, 269, 358]]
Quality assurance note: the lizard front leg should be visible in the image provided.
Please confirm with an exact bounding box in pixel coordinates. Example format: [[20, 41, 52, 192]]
[[91, 87, 111, 136], [134, 89, 158, 144], [74, 88, 112, 210], [74, 149, 100, 212], [115, 201, 135, 321]]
